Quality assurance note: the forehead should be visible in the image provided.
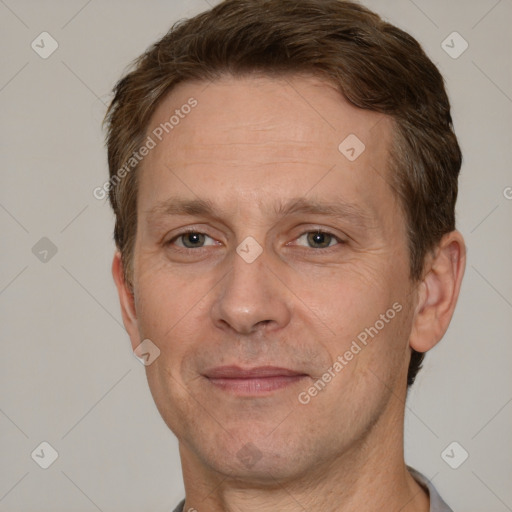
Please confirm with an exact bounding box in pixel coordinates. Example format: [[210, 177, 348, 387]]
[[138, 74, 398, 225]]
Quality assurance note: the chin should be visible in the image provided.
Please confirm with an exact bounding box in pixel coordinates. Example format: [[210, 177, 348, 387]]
[[193, 426, 314, 483], [209, 449, 306, 484]]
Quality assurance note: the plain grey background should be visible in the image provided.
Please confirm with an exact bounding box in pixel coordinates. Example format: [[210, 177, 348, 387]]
[[1, 0, 511, 510]]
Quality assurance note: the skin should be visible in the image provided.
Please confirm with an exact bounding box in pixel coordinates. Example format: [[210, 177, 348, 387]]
[[112, 75, 466, 511]]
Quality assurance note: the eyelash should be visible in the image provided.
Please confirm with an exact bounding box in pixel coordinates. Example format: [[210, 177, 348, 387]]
[[165, 228, 345, 252]]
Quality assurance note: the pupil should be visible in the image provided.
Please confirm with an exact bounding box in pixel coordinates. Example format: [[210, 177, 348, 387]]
[[309, 232, 330, 247], [185, 233, 203, 247]]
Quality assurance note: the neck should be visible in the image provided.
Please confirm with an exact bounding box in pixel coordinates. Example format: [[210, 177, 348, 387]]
[[178, 396, 429, 512]]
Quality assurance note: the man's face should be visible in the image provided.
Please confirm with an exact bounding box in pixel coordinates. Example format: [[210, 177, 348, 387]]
[[127, 75, 419, 480]]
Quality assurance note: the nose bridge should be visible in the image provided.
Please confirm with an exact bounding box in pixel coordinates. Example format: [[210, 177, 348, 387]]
[[211, 238, 291, 334]]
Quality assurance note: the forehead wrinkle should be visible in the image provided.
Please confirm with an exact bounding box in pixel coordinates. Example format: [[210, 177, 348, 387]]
[[144, 194, 376, 231], [270, 196, 375, 230]]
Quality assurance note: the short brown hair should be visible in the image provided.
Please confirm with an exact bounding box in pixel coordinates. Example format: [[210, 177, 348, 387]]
[[103, 0, 462, 386]]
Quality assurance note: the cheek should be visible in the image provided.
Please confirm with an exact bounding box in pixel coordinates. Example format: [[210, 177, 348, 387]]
[[135, 251, 204, 329], [292, 262, 395, 332], [300, 265, 409, 379], [346, 299, 413, 394], [134, 263, 223, 380], [135, 271, 211, 424]]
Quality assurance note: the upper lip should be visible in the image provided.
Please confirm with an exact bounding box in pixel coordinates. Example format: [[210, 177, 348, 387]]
[[203, 365, 307, 379]]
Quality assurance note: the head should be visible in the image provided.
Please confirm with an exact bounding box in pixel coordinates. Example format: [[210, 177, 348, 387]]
[[105, 0, 465, 481]]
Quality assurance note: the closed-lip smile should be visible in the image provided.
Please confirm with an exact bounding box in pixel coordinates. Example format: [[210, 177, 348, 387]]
[[202, 365, 308, 395]]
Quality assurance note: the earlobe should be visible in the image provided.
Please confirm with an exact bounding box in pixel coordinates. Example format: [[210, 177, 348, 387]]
[[409, 230, 466, 353], [112, 252, 141, 351]]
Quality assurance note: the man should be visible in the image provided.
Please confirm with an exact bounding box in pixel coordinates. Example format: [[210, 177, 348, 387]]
[[104, 1, 466, 510]]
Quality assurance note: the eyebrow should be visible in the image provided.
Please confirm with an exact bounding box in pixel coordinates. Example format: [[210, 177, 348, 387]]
[[145, 196, 374, 229]]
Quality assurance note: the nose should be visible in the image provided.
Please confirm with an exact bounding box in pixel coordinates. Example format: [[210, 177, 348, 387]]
[[210, 242, 292, 336]]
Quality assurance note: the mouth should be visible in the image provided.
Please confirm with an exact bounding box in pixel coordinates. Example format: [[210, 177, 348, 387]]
[[202, 366, 309, 396]]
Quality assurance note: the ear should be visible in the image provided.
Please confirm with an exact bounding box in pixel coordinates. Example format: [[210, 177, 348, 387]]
[[112, 251, 141, 352], [409, 230, 466, 353]]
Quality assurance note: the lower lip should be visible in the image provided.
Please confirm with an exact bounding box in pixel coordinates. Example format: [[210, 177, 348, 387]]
[[206, 375, 307, 395]]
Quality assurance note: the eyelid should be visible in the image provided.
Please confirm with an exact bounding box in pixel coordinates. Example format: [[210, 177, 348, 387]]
[[289, 229, 346, 248], [163, 226, 215, 247], [165, 227, 347, 250]]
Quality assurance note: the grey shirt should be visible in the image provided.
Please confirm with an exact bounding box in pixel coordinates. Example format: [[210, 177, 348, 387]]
[[408, 466, 454, 512], [172, 466, 453, 512]]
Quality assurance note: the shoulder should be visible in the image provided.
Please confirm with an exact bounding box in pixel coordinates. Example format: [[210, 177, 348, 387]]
[[408, 466, 454, 512], [171, 498, 185, 512]]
